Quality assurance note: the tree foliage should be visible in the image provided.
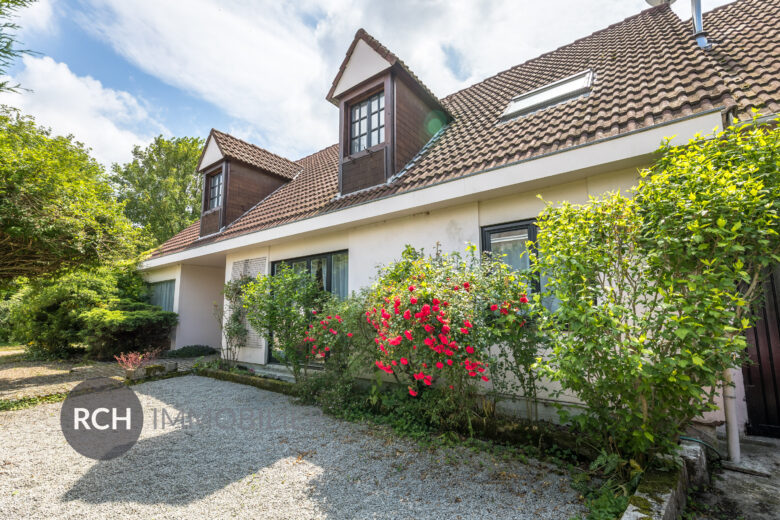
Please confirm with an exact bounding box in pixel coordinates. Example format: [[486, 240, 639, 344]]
[[535, 115, 780, 462], [0, 0, 34, 93], [111, 135, 205, 246], [0, 106, 138, 283]]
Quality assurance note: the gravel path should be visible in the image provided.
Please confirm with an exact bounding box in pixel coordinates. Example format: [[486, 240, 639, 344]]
[[0, 360, 124, 401], [0, 375, 586, 519]]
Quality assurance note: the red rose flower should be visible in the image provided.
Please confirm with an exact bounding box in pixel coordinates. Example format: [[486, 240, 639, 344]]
[[408, 285, 416, 292], [403, 309, 412, 320], [409, 388, 418, 397], [400, 357, 409, 365], [436, 361, 444, 369], [410, 296, 418, 304], [347, 332, 353, 337], [519, 294, 529, 304], [490, 304, 498, 311], [404, 330, 413, 341], [465, 346, 475, 354]]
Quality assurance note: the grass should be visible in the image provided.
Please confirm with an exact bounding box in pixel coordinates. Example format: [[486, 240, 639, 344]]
[[0, 392, 69, 411]]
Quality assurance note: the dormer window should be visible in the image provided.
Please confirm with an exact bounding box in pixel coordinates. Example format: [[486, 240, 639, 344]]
[[350, 91, 385, 154], [207, 172, 223, 210]]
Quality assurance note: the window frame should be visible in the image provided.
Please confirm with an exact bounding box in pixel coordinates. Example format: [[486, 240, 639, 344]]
[[206, 171, 223, 211], [348, 90, 385, 155], [481, 219, 540, 292], [271, 249, 349, 297]]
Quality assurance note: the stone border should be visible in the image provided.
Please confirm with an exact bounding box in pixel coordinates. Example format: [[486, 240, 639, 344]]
[[621, 442, 708, 520], [195, 368, 297, 396]]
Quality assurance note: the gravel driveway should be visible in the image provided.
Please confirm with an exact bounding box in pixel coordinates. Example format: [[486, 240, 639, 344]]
[[0, 375, 586, 519]]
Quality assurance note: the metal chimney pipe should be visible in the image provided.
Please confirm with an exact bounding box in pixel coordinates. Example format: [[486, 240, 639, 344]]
[[691, 0, 712, 49]]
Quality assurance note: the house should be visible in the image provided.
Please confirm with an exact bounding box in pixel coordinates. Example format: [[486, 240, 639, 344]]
[[141, 0, 779, 434]]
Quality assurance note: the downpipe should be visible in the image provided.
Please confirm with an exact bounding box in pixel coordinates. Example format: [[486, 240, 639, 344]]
[[722, 368, 741, 464]]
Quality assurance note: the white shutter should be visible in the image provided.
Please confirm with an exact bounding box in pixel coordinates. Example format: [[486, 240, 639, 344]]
[[230, 257, 267, 350]]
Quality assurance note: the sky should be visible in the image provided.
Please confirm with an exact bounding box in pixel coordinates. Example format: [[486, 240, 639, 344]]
[[0, 0, 737, 167]]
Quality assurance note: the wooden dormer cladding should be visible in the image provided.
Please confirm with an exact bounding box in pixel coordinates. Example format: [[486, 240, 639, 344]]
[[328, 29, 450, 196], [196, 129, 299, 237]]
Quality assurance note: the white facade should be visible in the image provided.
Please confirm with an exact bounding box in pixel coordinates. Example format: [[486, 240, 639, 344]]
[[140, 109, 748, 429]]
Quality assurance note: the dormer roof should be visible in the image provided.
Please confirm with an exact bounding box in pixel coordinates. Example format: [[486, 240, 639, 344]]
[[326, 28, 450, 118], [197, 129, 301, 180]]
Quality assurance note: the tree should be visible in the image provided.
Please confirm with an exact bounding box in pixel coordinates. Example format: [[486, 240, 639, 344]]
[[111, 135, 205, 246], [0, 0, 34, 93], [0, 106, 138, 284]]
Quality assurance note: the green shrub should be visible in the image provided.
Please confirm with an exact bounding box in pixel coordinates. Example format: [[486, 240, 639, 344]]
[[162, 345, 217, 358], [244, 263, 329, 383], [9, 268, 119, 358], [535, 116, 780, 463], [80, 299, 177, 360], [214, 277, 251, 366]]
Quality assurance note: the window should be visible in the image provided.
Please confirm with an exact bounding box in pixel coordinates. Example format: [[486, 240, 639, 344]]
[[272, 250, 348, 299], [350, 91, 385, 154], [502, 69, 593, 119], [481, 220, 559, 311], [482, 221, 536, 275], [148, 280, 175, 312], [207, 172, 223, 210]]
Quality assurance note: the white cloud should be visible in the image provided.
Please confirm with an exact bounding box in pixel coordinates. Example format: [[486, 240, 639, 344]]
[[0, 55, 167, 165], [14, 0, 57, 37], [74, 0, 736, 159]]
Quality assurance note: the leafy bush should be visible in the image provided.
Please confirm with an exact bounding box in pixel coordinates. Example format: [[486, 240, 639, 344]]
[[244, 263, 329, 383], [162, 345, 217, 358], [6, 262, 152, 359], [297, 291, 376, 410], [80, 300, 178, 360], [115, 349, 161, 370], [9, 268, 119, 358], [359, 244, 540, 433], [535, 116, 780, 463]]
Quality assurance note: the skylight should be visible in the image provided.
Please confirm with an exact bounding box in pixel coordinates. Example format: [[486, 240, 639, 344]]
[[502, 69, 594, 119]]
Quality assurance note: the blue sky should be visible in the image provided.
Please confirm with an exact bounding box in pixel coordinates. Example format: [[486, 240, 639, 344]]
[[0, 0, 736, 167]]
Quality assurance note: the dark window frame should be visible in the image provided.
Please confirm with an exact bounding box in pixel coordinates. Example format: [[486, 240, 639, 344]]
[[481, 219, 541, 292], [271, 249, 349, 296], [349, 90, 385, 155], [206, 171, 223, 210]]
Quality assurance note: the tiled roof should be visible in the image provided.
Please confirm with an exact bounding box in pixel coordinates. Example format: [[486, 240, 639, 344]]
[[703, 0, 780, 120], [207, 129, 301, 180], [150, 0, 778, 260], [151, 220, 202, 258]]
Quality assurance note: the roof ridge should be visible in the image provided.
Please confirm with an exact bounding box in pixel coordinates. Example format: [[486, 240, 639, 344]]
[[211, 128, 300, 169], [295, 142, 339, 163]]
